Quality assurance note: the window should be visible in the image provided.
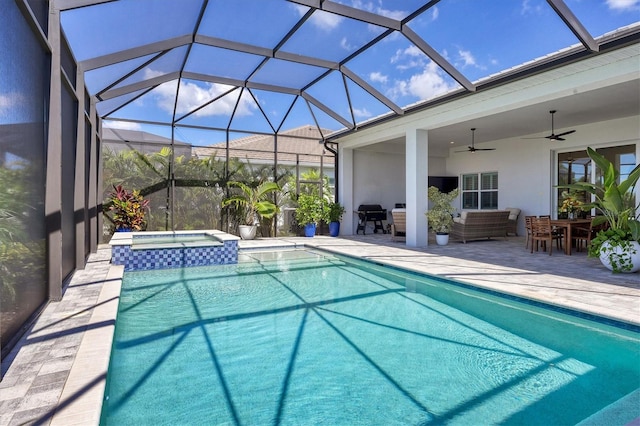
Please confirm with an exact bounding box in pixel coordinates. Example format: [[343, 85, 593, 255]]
[[462, 172, 498, 209]]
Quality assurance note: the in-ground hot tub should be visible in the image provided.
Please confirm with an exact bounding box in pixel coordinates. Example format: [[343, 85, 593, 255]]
[[109, 230, 240, 271]]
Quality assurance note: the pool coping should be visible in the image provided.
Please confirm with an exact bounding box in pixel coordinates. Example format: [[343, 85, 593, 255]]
[[5, 236, 637, 425], [108, 229, 240, 247], [49, 265, 122, 426]]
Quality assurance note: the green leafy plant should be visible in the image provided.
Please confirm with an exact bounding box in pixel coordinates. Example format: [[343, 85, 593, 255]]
[[327, 202, 345, 223], [295, 193, 328, 226], [426, 186, 459, 234], [222, 181, 280, 226], [590, 228, 638, 272], [107, 185, 150, 231], [558, 147, 640, 272]]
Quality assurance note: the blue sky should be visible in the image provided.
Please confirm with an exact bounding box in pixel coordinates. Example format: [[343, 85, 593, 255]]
[[50, 0, 640, 145]]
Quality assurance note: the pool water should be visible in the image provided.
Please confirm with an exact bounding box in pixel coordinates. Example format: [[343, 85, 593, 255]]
[[101, 249, 640, 425], [131, 232, 221, 248]]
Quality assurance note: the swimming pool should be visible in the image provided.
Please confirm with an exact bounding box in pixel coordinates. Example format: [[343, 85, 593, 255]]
[[100, 248, 640, 425]]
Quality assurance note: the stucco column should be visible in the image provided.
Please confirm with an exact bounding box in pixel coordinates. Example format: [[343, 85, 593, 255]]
[[406, 129, 429, 247], [339, 146, 354, 235]]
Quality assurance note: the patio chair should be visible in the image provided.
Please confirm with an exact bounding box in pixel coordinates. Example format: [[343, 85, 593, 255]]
[[572, 218, 607, 252], [390, 208, 406, 241], [530, 216, 562, 255], [524, 215, 536, 249], [539, 215, 564, 251]]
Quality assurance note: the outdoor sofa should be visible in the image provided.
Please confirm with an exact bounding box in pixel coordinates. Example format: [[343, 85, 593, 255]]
[[451, 210, 510, 243]]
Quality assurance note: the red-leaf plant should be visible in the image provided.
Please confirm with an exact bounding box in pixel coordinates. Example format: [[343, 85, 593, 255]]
[[108, 185, 150, 231]]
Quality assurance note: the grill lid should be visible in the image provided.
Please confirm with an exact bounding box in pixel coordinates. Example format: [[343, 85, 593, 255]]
[[357, 204, 384, 211]]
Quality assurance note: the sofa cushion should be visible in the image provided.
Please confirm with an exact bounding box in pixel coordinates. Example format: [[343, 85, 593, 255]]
[[505, 207, 521, 221], [454, 211, 468, 224]]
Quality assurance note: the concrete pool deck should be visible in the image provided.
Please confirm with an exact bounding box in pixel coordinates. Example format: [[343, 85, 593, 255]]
[[1, 234, 639, 425]]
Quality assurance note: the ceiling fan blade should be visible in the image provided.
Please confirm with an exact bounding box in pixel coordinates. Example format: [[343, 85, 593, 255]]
[[523, 111, 574, 142], [475, 148, 496, 151], [554, 129, 576, 137]]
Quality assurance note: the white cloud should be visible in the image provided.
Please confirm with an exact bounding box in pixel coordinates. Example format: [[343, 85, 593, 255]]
[[103, 120, 141, 130], [0, 92, 25, 118], [375, 6, 406, 20], [0, 94, 12, 116], [458, 49, 481, 69], [606, 0, 640, 10], [387, 61, 457, 101], [391, 45, 424, 65], [369, 71, 388, 84], [144, 69, 256, 118], [310, 10, 343, 30], [431, 6, 439, 20], [448, 47, 486, 70], [353, 107, 372, 119], [520, 0, 543, 15], [292, 4, 342, 30], [340, 37, 353, 51], [349, 0, 412, 20]]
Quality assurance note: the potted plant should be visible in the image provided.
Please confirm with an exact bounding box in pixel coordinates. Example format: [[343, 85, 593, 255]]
[[107, 185, 149, 232], [295, 193, 327, 237], [222, 180, 280, 240], [426, 186, 459, 245], [559, 147, 640, 273], [327, 201, 345, 237]]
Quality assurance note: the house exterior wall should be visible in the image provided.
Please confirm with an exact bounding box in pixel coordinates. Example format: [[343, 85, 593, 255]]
[[347, 117, 638, 240], [445, 116, 640, 236], [349, 149, 408, 234], [337, 44, 639, 244]]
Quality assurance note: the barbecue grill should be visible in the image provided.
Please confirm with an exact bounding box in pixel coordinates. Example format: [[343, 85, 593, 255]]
[[356, 204, 387, 234]]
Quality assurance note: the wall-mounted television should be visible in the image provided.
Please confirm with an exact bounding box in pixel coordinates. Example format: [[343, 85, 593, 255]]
[[428, 176, 459, 194]]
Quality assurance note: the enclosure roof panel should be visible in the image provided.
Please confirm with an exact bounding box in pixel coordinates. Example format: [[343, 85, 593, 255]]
[[58, 0, 640, 137]]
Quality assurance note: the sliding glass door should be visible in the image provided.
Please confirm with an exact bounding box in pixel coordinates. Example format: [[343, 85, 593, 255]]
[[557, 144, 637, 217]]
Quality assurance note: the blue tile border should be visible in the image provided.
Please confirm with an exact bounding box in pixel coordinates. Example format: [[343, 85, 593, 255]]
[[111, 233, 238, 271]]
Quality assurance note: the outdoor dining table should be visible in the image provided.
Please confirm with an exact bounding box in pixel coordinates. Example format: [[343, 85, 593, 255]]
[[550, 218, 592, 255]]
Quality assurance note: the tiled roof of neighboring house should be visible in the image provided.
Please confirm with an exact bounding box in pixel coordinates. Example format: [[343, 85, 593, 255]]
[[102, 127, 189, 146], [193, 125, 335, 166]]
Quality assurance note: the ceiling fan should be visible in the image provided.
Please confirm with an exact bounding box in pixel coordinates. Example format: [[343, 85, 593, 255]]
[[528, 110, 576, 141], [456, 128, 495, 153]]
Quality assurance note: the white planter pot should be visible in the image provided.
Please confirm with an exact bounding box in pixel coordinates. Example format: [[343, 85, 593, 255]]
[[599, 240, 640, 273], [238, 225, 257, 240], [435, 233, 449, 246]]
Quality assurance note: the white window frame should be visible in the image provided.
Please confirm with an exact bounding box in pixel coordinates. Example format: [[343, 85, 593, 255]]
[[461, 172, 498, 210]]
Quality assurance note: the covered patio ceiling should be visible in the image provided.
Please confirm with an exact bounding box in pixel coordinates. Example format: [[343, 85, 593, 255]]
[[359, 78, 640, 155], [58, 0, 640, 148]]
